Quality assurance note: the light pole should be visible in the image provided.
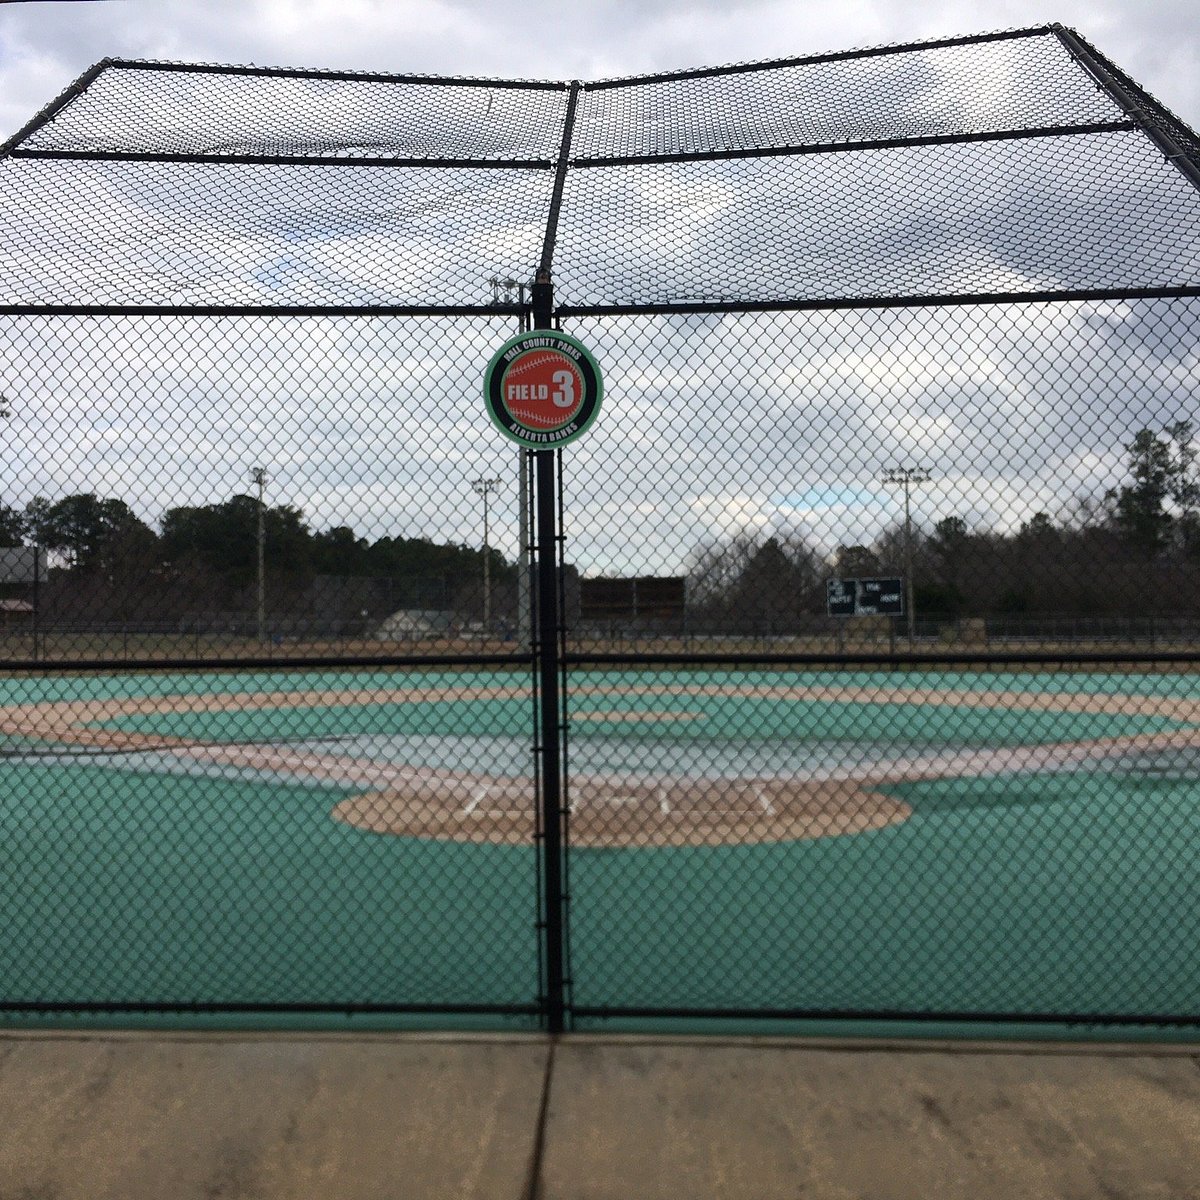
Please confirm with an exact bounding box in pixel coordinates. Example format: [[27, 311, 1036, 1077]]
[[473, 477, 502, 633], [250, 466, 268, 644], [880, 466, 932, 649], [488, 277, 528, 308]]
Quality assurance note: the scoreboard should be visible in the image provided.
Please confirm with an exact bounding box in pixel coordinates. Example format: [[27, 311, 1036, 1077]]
[[826, 577, 904, 617]]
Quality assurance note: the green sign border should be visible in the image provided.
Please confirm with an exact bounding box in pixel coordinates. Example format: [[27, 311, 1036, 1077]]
[[483, 330, 603, 449]]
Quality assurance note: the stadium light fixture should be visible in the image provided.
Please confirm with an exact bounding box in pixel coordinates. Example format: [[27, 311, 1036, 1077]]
[[880, 466, 933, 649], [473, 477, 503, 632], [250, 466, 268, 644]]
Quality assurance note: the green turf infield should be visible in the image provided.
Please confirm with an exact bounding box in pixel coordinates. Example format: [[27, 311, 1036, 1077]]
[[0, 667, 1198, 1039]]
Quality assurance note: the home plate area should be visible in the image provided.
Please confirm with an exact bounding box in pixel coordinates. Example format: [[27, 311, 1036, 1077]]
[[331, 774, 910, 846]]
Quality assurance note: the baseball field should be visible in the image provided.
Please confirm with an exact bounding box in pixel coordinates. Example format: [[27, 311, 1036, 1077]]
[[0, 664, 1197, 1037]]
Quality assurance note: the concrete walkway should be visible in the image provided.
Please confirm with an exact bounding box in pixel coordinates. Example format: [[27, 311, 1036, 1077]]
[[0, 1031, 1197, 1198]]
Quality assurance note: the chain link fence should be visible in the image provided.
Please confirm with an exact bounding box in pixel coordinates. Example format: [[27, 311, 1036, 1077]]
[[0, 26, 1198, 1033]]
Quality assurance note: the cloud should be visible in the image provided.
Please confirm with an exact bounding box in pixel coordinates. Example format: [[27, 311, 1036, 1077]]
[[0, 0, 1197, 141]]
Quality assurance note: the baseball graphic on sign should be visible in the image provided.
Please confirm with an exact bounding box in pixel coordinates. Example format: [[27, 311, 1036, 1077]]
[[501, 350, 584, 430], [483, 330, 603, 449]]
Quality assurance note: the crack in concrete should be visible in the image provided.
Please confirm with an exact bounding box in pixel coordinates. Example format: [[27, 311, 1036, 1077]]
[[524, 1038, 558, 1200]]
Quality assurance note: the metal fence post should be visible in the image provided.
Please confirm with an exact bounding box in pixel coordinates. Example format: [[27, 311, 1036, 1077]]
[[532, 270, 567, 1033]]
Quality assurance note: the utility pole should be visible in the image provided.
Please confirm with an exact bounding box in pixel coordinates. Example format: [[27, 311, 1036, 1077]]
[[472, 477, 502, 632], [251, 466, 268, 644], [516, 302, 532, 653], [881, 466, 932, 649]]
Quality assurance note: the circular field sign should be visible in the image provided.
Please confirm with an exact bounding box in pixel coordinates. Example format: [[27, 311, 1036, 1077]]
[[483, 330, 603, 449]]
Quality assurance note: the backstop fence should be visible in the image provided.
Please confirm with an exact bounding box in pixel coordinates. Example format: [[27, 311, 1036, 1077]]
[[0, 26, 1198, 1035]]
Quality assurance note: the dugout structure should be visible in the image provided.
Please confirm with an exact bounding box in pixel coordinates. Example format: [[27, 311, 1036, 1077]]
[[0, 27, 1198, 1035]]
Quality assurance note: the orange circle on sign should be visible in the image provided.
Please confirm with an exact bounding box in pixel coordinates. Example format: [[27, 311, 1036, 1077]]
[[500, 350, 585, 431]]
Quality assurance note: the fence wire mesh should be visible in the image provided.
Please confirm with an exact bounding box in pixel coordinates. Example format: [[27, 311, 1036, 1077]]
[[0, 25, 1198, 1031]]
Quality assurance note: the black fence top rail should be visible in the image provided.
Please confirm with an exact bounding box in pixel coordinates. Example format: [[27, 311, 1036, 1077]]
[[566, 651, 1200, 668], [1, 287, 1197, 321], [101, 58, 570, 90], [0, 654, 533, 674], [7, 149, 556, 170], [583, 26, 1059, 90], [572, 1006, 1200, 1029]]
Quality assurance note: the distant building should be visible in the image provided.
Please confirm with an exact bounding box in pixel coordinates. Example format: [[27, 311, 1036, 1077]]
[[373, 609, 454, 639], [579, 577, 686, 626], [0, 598, 33, 627]]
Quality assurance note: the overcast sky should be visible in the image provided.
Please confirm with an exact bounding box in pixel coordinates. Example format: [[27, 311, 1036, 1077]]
[[0, 0, 1197, 579], [1, 0, 1196, 141]]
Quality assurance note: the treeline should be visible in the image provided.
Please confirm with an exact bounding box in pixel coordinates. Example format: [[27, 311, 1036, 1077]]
[[688, 421, 1200, 627], [5, 421, 1200, 631], [0, 492, 515, 626]]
